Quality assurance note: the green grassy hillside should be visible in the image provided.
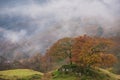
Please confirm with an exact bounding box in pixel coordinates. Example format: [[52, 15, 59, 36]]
[[0, 69, 43, 80], [0, 68, 120, 80], [52, 68, 120, 80]]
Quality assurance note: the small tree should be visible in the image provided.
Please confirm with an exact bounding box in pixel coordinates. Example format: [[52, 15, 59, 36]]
[[46, 37, 73, 65]]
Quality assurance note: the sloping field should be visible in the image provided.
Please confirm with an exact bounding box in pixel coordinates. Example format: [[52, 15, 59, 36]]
[[0, 69, 43, 80]]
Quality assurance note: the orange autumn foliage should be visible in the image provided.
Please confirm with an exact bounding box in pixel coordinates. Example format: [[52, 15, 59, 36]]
[[46, 35, 117, 68], [100, 53, 117, 67], [72, 35, 117, 67], [46, 37, 73, 64]]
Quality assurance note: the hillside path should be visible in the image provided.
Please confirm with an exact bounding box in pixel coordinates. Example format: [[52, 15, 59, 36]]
[[41, 73, 52, 80], [116, 75, 120, 80]]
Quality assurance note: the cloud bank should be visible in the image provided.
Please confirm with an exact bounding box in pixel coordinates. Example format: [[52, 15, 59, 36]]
[[0, 0, 120, 59]]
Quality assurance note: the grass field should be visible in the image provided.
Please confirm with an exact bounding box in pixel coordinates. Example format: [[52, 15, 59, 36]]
[[0, 68, 120, 80], [0, 69, 43, 80], [52, 68, 120, 80]]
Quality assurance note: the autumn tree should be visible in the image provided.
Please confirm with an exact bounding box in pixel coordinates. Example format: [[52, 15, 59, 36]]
[[72, 35, 117, 68], [45, 35, 117, 72]]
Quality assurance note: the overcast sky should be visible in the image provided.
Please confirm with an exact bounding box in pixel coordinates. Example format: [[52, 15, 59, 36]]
[[0, 0, 120, 42], [0, 0, 120, 59]]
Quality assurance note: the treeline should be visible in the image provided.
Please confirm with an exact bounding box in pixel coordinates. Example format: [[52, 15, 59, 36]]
[[0, 35, 119, 73]]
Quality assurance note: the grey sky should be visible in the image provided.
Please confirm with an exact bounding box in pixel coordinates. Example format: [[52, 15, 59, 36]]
[[0, 0, 120, 56]]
